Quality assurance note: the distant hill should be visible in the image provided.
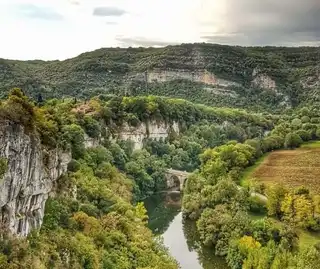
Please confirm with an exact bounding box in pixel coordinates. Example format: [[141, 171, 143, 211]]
[[0, 43, 319, 112]]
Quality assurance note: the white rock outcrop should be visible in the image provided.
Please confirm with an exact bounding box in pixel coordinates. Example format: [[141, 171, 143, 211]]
[[252, 69, 277, 90], [0, 122, 71, 236], [84, 133, 100, 149], [130, 69, 240, 88], [118, 121, 179, 150], [147, 69, 240, 87]]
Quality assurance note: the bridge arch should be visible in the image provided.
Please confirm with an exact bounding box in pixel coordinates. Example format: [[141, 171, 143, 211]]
[[165, 169, 190, 191]]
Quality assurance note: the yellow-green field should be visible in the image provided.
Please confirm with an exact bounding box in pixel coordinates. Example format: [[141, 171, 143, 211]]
[[242, 141, 320, 194]]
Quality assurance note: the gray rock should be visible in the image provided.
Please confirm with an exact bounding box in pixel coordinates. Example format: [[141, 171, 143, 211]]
[[0, 122, 71, 236]]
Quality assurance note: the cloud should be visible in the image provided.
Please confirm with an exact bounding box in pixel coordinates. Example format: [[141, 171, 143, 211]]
[[69, 0, 80, 5], [199, 0, 320, 46], [17, 3, 64, 21], [1, 0, 319, 61], [93, 6, 126, 17], [106, 21, 118, 25], [115, 36, 180, 47]]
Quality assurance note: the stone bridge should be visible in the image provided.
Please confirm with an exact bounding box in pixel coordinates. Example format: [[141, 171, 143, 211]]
[[165, 169, 191, 191]]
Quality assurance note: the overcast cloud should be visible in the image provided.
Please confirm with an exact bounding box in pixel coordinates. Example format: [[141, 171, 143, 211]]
[[200, 0, 320, 46], [93, 6, 126, 17], [17, 3, 64, 20], [0, 0, 319, 60]]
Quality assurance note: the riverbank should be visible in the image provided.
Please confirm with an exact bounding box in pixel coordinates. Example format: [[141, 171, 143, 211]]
[[144, 192, 228, 269]]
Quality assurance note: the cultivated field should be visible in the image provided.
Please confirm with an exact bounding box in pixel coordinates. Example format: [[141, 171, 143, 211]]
[[250, 144, 320, 194]]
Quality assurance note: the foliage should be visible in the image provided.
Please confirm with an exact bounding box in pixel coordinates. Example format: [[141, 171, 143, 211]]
[[284, 133, 303, 149], [1, 86, 320, 268], [0, 157, 8, 179], [1, 44, 320, 112], [0, 145, 177, 268]]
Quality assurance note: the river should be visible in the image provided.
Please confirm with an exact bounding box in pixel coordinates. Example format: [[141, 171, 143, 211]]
[[144, 192, 228, 269]]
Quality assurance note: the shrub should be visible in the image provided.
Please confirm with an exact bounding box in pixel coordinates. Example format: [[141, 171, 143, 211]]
[[301, 116, 310, 123], [296, 129, 312, 141], [284, 133, 303, 149], [248, 196, 267, 214], [316, 128, 320, 139], [67, 159, 81, 172], [82, 116, 101, 138], [291, 118, 302, 129], [0, 157, 8, 179]]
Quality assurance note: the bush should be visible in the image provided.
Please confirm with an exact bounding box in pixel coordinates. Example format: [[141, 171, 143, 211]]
[[248, 196, 267, 214], [296, 129, 312, 141], [83, 116, 101, 138], [316, 128, 320, 139], [291, 118, 302, 129], [249, 179, 266, 195], [245, 139, 263, 158], [0, 88, 35, 130], [61, 124, 85, 159], [67, 159, 81, 172], [0, 157, 8, 179], [301, 116, 310, 123], [284, 133, 303, 149], [311, 118, 320, 124], [261, 135, 284, 152], [79, 204, 100, 218]]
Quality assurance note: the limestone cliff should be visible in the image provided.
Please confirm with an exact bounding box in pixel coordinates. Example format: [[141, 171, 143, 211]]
[[0, 122, 71, 236], [252, 68, 277, 90], [117, 121, 179, 150], [145, 69, 240, 87]]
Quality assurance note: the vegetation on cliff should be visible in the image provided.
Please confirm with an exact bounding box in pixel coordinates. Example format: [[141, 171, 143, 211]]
[[0, 89, 272, 268], [1, 43, 319, 111], [2, 87, 320, 268]]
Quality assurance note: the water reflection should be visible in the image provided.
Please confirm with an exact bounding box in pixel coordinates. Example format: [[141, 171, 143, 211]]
[[163, 212, 202, 269], [144, 192, 181, 234], [144, 192, 228, 269]]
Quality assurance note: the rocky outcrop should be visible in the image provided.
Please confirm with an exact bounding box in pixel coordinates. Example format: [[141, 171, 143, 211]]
[[84, 133, 100, 149], [130, 69, 240, 88], [252, 69, 276, 90], [147, 69, 240, 87], [0, 122, 71, 236], [118, 121, 179, 150]]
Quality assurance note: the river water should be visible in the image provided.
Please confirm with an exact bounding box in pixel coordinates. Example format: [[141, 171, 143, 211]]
[[144, 192, 228, 269]]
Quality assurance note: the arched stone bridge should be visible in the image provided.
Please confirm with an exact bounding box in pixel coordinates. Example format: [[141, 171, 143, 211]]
[[165, 169, 191, 191]]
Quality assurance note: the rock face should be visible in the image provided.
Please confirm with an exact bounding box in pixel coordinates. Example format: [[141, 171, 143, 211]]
[[118, 121, 179, 150], [252, 69, 277, 90], [146, 69, 240, 87], [131, 69, 240, 88], [84, 133, 100, 149], [0, 122, 71, 236]]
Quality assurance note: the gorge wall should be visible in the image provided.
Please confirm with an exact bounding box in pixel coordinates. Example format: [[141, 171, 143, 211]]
[[0, 122, 71, 236], [117, 121, 180, 150], [83, 121, 180, 151], [145, 69, 240, 88]]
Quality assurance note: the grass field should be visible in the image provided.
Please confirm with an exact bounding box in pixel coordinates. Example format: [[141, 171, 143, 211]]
[[248, 213, 320, 248], [242, 141, 320, 194]]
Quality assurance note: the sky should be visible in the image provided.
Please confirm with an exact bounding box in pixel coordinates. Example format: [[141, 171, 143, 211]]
[[0, 0, 319, 60]]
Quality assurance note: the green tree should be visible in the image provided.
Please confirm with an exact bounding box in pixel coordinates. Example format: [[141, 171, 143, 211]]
[[296, 129, 312, 141], [267, 184, 287, 217], [61, 124, 85, 159], [284, 133, 303, 149], [82, 116, 101, 138]]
